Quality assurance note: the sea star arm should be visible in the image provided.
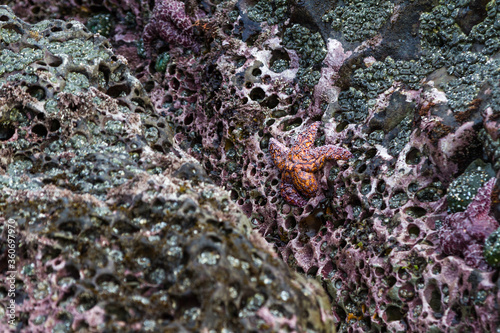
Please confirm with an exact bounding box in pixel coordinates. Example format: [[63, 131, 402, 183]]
[[269, 138, 289, 171], [157, 19, 199, 52], [143, 0, 200, 54], [300, 145, 353, 172], [467, 177, 496, 219], [464, 244, 491, 271], [291, 169, 319, 198], [280, 177, 309, 207], [159, 0, 193, 32], [294, 122, 321, 152]]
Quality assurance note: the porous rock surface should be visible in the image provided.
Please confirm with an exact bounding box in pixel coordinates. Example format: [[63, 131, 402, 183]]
[[5, 0, 500, 332], [130, 0, 500, 332], [0, 6, 335, 332]]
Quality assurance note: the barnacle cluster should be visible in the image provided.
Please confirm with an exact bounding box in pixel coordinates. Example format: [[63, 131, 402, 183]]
[[331, 0, 500, 133], [247, 0, 288, 24], [485, 227, 500, 267], [322, 0, 394, 42], [86, 13, 115, 37], [282, 24, 326, 88]]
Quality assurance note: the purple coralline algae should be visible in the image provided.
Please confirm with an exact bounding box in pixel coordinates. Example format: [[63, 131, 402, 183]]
[[439, 178, 498, 271], [4, 0, 500, 332]]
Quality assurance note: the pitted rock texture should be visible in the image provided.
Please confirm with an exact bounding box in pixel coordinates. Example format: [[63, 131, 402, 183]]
[[5, 0, 500, 332], [0, 6, 335, 333], [133, 0, 500, 332]]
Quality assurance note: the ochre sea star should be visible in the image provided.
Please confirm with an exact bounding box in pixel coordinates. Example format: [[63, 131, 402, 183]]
[[269, 122, 352, 207], [143, 0, 200, 54]]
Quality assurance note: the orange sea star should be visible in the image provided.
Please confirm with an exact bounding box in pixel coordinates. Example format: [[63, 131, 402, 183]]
[[269, 122, 352, 207]]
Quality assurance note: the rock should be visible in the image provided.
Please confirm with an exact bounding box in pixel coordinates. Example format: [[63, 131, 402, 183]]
[[0, 6, 334, 332], [5, 0, 500, 331]]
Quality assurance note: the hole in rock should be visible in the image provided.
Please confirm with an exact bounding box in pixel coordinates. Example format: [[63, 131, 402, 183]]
[[27, 86, 46, 100], [385, 306, 406, 321], [406, 147, 421, 165], [32, 124, 48, 137], [249, 87, 265, 101], [407, 224, 420, 238], [252, 68, 262, 77], [404, 206, 426, 218], [106, 84, 131, 98], [0, 124, 15, 140], [262, 94, 279, 109]]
